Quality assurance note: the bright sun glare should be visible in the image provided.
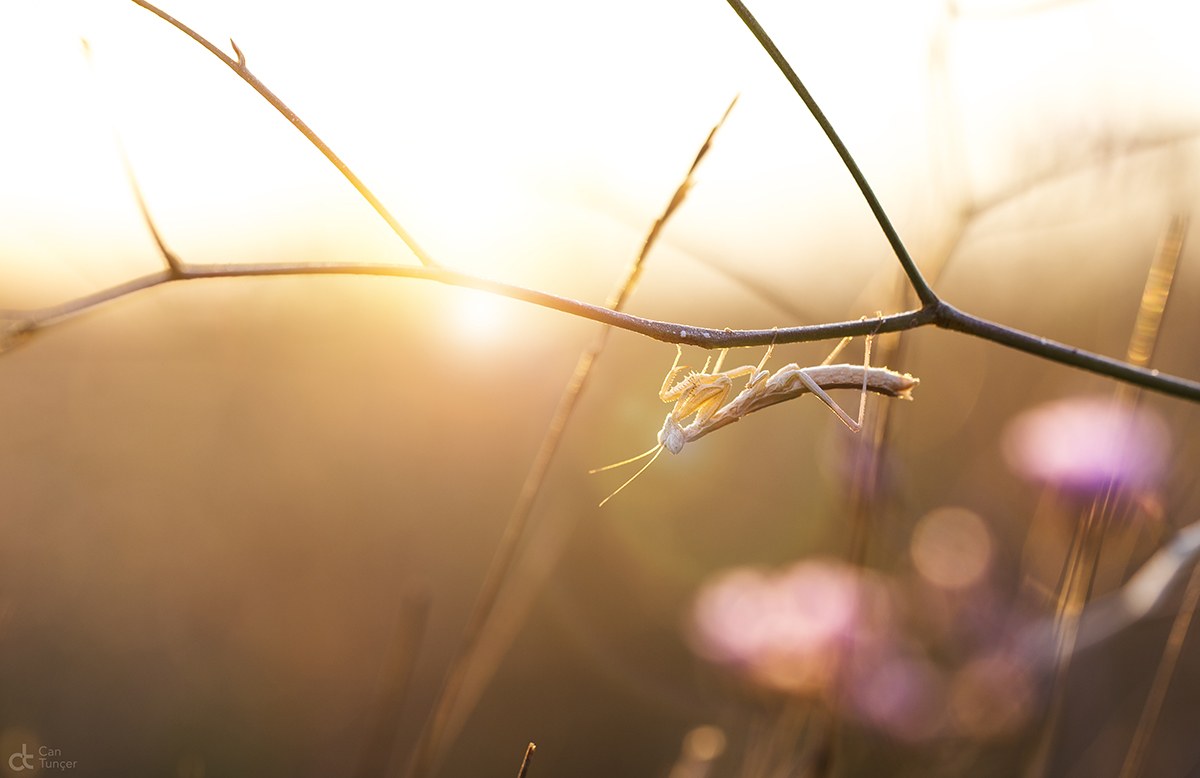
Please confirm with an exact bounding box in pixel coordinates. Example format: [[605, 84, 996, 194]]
[[451, 288, 509, 342], [1, 0, 1195, 310], [1, 0, 939, 305]]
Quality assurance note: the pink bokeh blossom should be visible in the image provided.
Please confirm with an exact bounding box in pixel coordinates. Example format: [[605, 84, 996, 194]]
[[690, 560, 888, 696], [1002, 397, 1169, 494]]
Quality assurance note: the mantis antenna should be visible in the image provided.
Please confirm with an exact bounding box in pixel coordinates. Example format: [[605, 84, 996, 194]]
[[592, 323, 917, 506]]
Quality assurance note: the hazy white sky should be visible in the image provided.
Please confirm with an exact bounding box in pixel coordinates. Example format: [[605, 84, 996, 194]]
[[3, 0, 1198, 323]]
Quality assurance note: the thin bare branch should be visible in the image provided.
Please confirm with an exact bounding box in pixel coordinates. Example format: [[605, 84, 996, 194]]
[[4, 264, 1199, 400], [722, 0, 939, 308], [717, 0, 1200, 402], [1, 270, 172, 327], [81, 38, 183, 275], [0, 261, 930, 342], [933, 301, 1200, 401], [128, 0, 439, 268]]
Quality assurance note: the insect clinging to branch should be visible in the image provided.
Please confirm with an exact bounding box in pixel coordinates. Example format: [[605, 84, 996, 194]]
[[591, 325, 919, 506]]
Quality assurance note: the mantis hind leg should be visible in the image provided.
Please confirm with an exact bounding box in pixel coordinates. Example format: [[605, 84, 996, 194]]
[[802, 316, 880, 432]]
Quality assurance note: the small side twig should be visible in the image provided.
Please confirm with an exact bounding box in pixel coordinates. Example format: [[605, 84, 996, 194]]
[[80, 37, 184, 277], [7, 264, 1196, 401]]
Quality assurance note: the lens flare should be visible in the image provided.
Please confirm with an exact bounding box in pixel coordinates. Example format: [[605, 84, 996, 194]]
[[911, 507, 993, 590]]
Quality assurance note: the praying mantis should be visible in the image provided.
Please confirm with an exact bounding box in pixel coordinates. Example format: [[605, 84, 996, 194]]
[[592, 327, 919, 506]]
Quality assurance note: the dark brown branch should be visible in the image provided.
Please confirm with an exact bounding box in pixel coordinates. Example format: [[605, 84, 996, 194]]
[[5, 264, 1200, 400], [722, 0, 939, 308], [0, 260, 930, 344], [931, 301, 1200, 401]]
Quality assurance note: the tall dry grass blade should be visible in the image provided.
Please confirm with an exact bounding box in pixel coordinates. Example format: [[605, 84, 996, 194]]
[[516, 743, 535, 778], [1026, 502, 1108, 778], [1092, 215, 1187, 593], [1124, 214, 1189, 371], [1110, 213, 1191, 778], [353, 588, 431, 778], [1064, 518, 1200, 651], [1117, 560, 1200, 778], [405, 97, 739, 778], [738, 705, 813, 778], [1032, 213, 1188, 778]]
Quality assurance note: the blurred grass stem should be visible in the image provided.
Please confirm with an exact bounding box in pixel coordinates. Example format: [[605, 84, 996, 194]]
[[354, 588, 431, 778], [1114, 214, 1190, 778], [1031, 214, 1187, 777], [516, 743, 535, 778], [404, 99, 739, 778]]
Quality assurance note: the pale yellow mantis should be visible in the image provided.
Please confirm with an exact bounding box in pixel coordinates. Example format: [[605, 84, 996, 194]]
[[592, 327, 919, 506]]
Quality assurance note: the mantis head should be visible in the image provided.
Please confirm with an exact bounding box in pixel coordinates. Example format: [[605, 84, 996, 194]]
[[658, 415, 687, 454]]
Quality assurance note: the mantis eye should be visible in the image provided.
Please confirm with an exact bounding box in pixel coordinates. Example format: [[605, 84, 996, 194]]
[[658, 416, 687, 454]]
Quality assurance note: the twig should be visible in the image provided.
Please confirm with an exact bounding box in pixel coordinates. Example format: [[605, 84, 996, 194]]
[[3, 263, 923, 343], [127, 0, 439, 268], [721, 0, 939, 308], [5, 262, 1198, 400], [516, 743, 535, 778], [80, 38, 184, 276], [931, 302, 1200, 400]]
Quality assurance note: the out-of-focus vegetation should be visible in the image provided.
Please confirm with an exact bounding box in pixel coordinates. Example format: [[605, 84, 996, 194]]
[[1, 1, 1199, 777]]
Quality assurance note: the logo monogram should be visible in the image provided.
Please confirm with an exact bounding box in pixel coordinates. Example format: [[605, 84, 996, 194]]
[[8, 744, 34, 771]]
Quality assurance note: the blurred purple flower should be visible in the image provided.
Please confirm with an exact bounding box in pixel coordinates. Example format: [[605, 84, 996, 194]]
[[1002, 397, 1169, 494], [690, 560, 889, 696], [850, 652, 947, 742], [948, 652, 1035, 739]]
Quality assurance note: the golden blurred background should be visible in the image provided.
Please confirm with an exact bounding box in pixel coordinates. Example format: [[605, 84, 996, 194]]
[[1, 0, 1200, 776]]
